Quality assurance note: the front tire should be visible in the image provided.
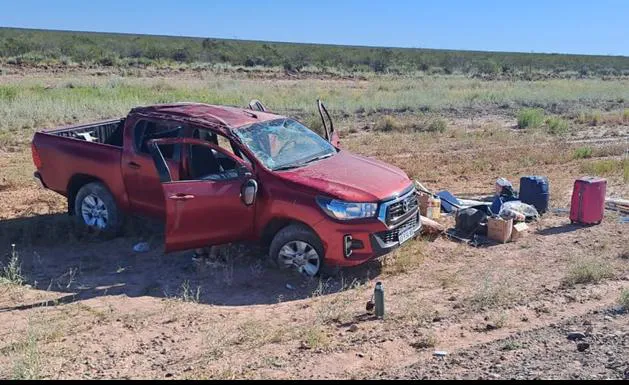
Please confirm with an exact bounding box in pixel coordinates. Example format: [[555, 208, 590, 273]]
[[269, 224, 331, 278], [74, 182, 123, 237]]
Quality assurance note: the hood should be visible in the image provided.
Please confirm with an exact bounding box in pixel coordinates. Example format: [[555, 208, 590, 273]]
[[273, 150, 412, 202]]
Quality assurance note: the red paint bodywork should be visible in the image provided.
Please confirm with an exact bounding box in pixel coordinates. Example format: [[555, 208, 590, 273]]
[[32, 103, 419, 268]]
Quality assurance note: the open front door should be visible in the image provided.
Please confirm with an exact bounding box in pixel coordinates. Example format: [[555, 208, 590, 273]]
[[248, 99, 268, 112], [317, 99, 340, 147], [149, 137, 258, 253]]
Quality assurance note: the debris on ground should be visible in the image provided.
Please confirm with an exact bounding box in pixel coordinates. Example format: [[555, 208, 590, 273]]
[[420, 215, 445, 235], [566, 331, 586, 341], [605, 198, 629, 214], [133, 242, 150, 253]]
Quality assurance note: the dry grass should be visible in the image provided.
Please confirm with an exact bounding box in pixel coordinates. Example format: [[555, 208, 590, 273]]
[[10, 317, 42, 380], [382, 240, 425, 276], [581, 159, 629, 182], [469, 273, 517, 310], [1, 244, 24, 286], [301, 325, 331, 351], [411, 331, 438, 349], [619, 288, 629, 311], [563, 257, 615, 287]]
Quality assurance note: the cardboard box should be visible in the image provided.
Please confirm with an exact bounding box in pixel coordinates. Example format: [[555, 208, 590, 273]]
[[510, 222, 529, 241], [487, 217, 513, 243], [418, 192, 441, 219]]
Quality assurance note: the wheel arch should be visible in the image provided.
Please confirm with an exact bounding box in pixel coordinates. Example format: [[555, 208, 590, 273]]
[[66, 174, 108, 216], [260, 217, 320, 250]]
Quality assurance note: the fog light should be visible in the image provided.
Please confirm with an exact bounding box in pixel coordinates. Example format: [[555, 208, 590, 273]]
[[343, 235, 365, 258], [344, 235, 353, 257]]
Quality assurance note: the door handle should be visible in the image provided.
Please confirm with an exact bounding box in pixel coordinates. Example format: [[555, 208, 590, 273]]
[[127, 161, 141, 170], [169, 194, 195, 201]]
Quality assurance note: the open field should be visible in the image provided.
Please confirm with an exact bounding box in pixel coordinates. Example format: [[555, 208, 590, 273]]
[[3, 27, 629, 76], [0, 66, 628, 379]]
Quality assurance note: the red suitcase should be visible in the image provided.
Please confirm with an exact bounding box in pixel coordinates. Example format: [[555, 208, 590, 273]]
[[570, 177, 606, 225]]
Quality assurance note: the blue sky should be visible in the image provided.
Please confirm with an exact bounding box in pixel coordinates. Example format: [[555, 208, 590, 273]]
[[1, 0, 627, 56]]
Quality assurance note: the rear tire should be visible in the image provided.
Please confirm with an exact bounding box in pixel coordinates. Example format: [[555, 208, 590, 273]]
[[269, 224, 335, 278], [74, 182, 123, 238]]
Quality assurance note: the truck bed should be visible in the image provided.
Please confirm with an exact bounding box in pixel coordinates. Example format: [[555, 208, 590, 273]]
[[32, 118, 128, 204], [45, 118, 125, 147]]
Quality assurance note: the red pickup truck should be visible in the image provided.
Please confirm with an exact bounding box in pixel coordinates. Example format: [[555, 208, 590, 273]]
[[31, 100, 420, 277]]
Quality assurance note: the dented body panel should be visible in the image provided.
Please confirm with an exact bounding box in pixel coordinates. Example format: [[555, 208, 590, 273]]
[[32, 102, 420, 269]]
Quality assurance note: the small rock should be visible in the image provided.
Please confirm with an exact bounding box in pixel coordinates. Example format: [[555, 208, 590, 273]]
[[433, 316, 443, 322], [433, 351, 448, 357], [447, 296, 457, 301], [348, 324, 359, 332], [604, 315, 613, 321], [356, 352, 364, 358], [521, 316, 529, 322], [486, 323, 498, 331], [576, 342, 590, 352], [582, 320, 592, 326], [165, 373, 173, 378], [605, 350, 614, 356], [567, 332, 586, 341]]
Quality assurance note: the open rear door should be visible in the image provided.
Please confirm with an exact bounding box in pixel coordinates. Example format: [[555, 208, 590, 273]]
[[149, 137, 258, 253], [317, 99, 340, 147]]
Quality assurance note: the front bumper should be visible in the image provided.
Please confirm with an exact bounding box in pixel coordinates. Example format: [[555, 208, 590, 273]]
[[314, 210, 422, 267]]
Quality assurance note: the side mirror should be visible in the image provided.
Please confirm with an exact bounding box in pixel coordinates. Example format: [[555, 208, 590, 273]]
[[237, 164, 252, 178], [241, 179, 258, 206]]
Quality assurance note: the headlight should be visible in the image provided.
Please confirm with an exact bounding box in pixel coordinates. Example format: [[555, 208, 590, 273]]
[[316, 197, 378, 220]]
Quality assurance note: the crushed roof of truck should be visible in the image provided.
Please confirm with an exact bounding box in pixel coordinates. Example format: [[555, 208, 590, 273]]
[[130, 103, 285, 133]]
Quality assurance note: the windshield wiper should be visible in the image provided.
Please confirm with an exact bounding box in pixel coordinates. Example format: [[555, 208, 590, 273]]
[[302, 152, 335, 164], [272, 163, 307, 171], [272, 152, 335, 172]]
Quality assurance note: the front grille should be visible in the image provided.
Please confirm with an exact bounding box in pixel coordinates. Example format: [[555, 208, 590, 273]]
[[386, 193, 419, 226], [377, 214, 419, 244]]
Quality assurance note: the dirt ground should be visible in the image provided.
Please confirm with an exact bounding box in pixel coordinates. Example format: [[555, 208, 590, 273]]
[[0, 73, 628, 379]]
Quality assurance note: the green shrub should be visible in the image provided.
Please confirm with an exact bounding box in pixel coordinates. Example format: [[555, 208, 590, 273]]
[[619, 288, 629, 311], [577, 110, 602, 126], [563, 258, 614, 286], [517, 108, 544, 129], [0, 86, 18, 102], [573, 147, 593, 159], [545, 116, 569, 135], [581, 159, 628, 181], [427, 118, 447, 133], [375, 115, 403, 132]]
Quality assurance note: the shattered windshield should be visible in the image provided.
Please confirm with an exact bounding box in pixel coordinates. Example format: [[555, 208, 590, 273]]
[[234, 118, 337, 171]]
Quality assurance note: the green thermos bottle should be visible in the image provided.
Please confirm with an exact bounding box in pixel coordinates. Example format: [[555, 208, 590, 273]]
[[374, 282, 385, 318]]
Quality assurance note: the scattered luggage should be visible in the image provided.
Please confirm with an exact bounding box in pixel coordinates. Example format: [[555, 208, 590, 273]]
[[500, 200, 540, 222], [490, 177, 519, 215], [570, 177, 607, 225], [419, 193, 441, 219], [519, 176, 550, 214], [510, 222, 529, 242], [436, 190, 461, 213], [487, 217, 513, 243]]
